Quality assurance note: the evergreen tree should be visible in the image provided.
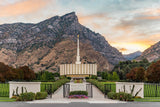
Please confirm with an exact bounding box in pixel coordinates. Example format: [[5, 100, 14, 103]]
[[112, 72, 119, 81]]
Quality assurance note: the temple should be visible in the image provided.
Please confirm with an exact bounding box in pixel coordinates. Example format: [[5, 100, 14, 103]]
[[60, 35, 97, 79]]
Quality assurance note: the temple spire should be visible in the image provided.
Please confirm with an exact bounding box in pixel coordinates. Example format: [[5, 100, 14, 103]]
[[75, 35, 81, 64]]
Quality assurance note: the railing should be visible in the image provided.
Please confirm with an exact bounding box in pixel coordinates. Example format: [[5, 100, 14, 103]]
[[41, 84, 53, 98], [86, 83, 93, 98], [104, 84, 116, 98], [144, 83, 160, 97], [63, 84, 70, 98], [0, 83, 9, 97]]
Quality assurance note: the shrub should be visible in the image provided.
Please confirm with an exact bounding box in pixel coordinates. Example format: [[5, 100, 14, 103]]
[[117, 92, 133, 101], [107, 92, 133, 101], [69, 91, 88, 96], [107, 92, 117, 99], [90, 75, 97, 79], [67, 77, 71, 80], [74, 79, 83, 83], [85, 77, 89, 79], [35, 92, 47, 100], [19, 92, 35, 101]]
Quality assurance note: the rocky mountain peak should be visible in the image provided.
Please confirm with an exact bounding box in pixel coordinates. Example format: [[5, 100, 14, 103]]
[[0, 12, 125, 72], [61, 12, 78, 22], [137, 41, 160, 62]]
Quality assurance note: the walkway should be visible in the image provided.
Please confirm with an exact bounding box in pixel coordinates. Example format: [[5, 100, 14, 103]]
[[28, 82, 125, 104]]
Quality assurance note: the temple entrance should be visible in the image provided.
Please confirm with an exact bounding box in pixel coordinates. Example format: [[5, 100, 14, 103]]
[[63, 82, 93, 98]]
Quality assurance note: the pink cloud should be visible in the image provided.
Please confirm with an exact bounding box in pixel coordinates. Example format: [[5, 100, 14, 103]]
[[0, 0, 51, 17]]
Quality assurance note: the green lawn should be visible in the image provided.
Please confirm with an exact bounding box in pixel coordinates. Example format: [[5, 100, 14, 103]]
[[0, 97, 16, 102], [134, 97, 160, 102], [144, 84, 160, 97], [101, 82, 116, 92], [0, 83, 9, 97]]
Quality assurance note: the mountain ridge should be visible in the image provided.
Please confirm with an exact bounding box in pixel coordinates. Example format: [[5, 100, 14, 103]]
[[137, 41, 160, 62], [124, 51, 142, 60], [0, 12, 125, 72]]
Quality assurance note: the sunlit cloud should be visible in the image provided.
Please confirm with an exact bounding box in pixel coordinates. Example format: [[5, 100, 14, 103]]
[[0, 0, 51, 17], [111, 40, 152, 54]]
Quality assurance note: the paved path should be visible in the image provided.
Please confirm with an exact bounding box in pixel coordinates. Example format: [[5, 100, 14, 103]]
[[28, 82, 123, 104]]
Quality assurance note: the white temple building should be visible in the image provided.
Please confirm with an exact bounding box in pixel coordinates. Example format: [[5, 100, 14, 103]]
[[60, 35, 97, 79]]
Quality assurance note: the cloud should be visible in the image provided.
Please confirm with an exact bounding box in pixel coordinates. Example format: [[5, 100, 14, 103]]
[[119, 48, 128, 52], [141, 8, 160, 16], [110, 40, 153, 54], [136, 16, 160, 20], [78, 13, 109, 25], [0, 0, 51, 17]]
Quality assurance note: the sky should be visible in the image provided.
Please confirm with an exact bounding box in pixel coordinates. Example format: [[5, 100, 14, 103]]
[[0, 0, 160, 54]]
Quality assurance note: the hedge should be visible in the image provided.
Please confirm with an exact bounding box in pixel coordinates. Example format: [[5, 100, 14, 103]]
[[41, 79, 70, 93], [69, 91, 88, 96], [19, 92, 35, 101], [107, 92, 133, 101], [35, 92, 47, 100], [87, 79, 105, 93], [87, 79, 116, 93]]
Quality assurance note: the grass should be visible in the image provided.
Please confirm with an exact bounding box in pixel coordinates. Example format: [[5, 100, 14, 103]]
[[134, 97, 160, 102], [0, 97, 16, 102], [0, 83, 9, 97], [101, 82, 116, 92], [144, 84, 160, 97]]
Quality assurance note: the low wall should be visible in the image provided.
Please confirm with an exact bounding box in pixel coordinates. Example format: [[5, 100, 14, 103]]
[[9, 81, 41, 98], [69, 83, 86, 91], [116, 82, 144, 98]]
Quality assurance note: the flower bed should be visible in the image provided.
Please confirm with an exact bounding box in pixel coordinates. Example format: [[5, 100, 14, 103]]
[[74, 79, 83, 83], [69, 95, 88, 99]]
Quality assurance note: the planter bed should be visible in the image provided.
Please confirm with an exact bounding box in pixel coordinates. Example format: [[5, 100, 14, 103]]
[[68, 95, 88, 99]]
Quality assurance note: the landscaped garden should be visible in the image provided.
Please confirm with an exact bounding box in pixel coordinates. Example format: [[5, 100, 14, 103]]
[[87, 79, 160, 102], [69, 91, 88, 99], [0, 78, 69, 101], [74, 79, 83, 83]]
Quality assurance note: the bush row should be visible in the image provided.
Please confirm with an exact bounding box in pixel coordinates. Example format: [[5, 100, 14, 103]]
[[87, 79, 116, 93], [41, 79, 70, 93], [15, 92, 48, 101], [35, 92, 48, 100], [69, 91, 88, 96], [107, 92, 133, 101], [87, 79, 105, 93]]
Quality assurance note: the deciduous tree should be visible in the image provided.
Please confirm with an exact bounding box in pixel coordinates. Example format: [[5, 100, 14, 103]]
[[146, 60, 160, 83]]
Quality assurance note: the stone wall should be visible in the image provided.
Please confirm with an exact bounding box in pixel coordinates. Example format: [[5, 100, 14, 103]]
[[69, 83, 86, 91], [116, 82, 144, 98], [9, 82, 41, 98]]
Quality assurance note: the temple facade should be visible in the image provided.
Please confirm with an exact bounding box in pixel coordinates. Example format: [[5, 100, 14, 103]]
[[60, 35, 97, 78]]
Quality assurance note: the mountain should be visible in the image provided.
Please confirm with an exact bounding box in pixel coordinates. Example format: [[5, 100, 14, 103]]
[[136, 41, 160, 62], [0, 12, 125, 72], [123, 51, 142, 60]]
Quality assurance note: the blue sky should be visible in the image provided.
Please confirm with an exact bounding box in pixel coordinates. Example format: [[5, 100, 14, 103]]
[[0, 0, 160, 54]]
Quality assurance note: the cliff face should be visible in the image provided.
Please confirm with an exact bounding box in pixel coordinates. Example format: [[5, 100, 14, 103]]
[[0, 12, 125, 72], [137, 41, 160, 62]]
